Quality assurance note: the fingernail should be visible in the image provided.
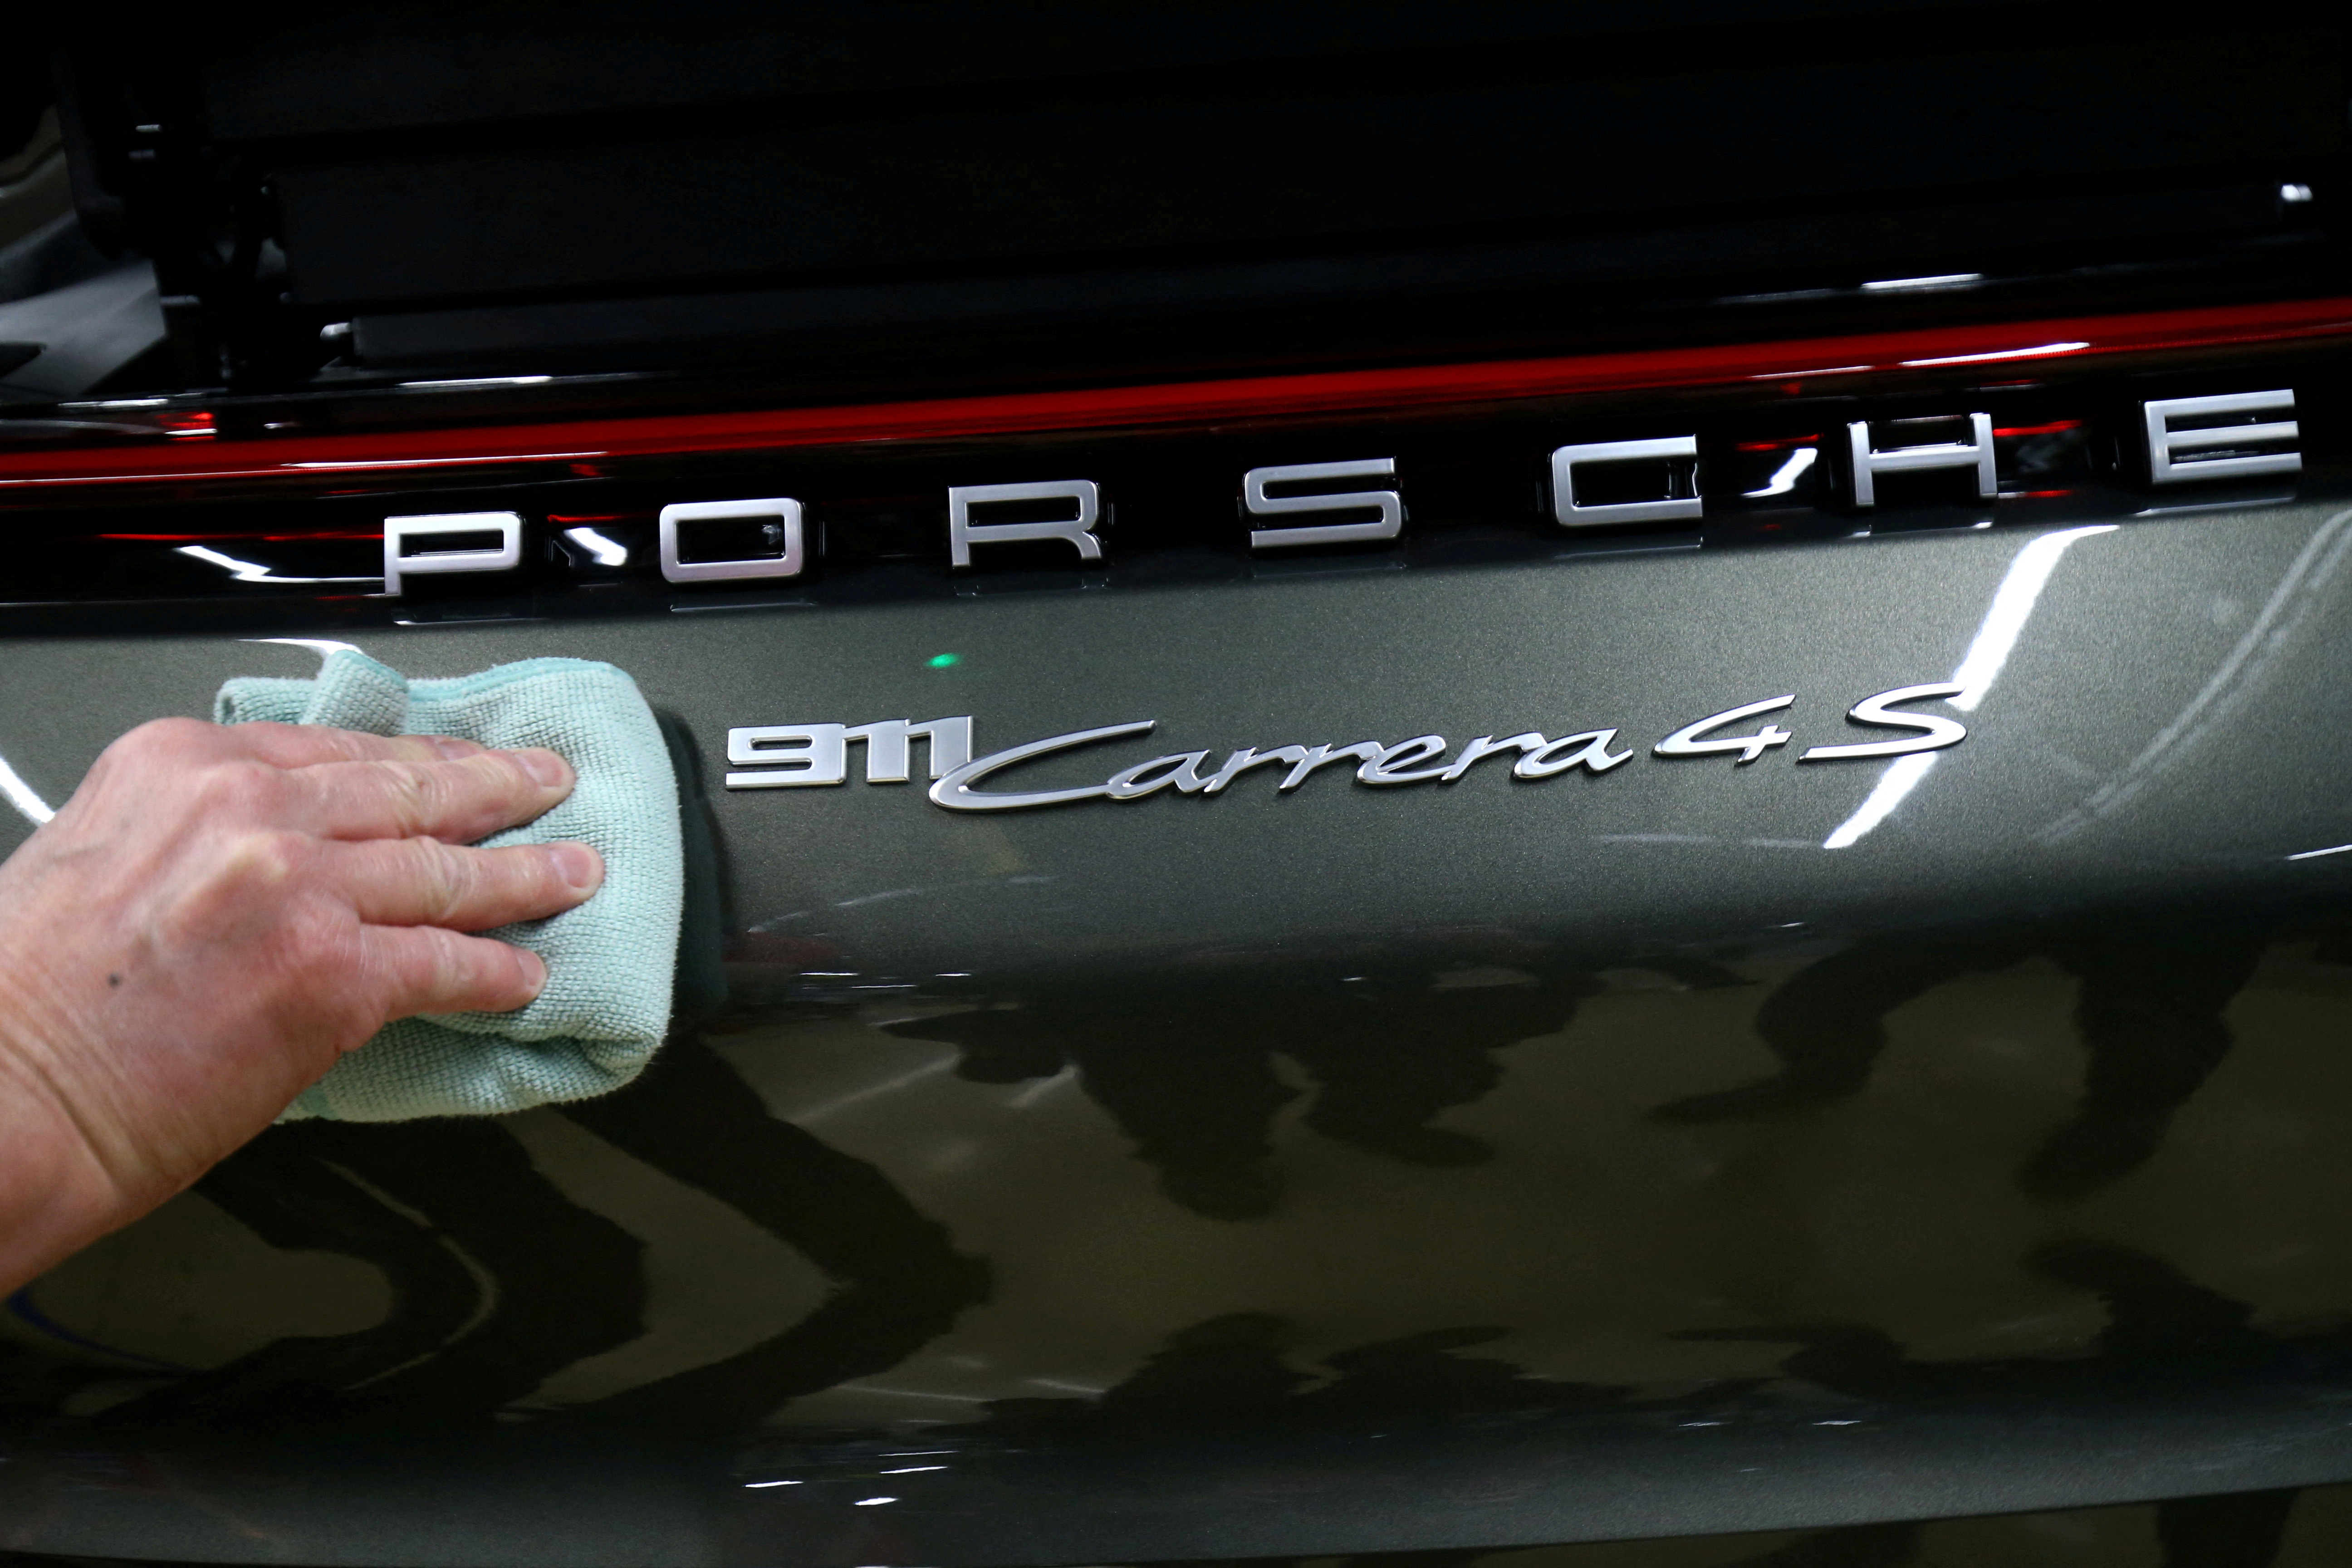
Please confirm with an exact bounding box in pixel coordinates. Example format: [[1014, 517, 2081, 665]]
[[423, 735, 482, 759], [511, 748, 571, 788], [549, 841, 603, 890], [517, 949, 549, 995]]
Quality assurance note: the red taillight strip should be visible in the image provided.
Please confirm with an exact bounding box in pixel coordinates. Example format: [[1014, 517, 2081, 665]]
[[4, 296, 2348, 495]]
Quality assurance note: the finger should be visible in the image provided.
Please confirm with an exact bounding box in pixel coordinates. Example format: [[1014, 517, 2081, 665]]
[[296, 748, 576, 843], [220, 720, 486, 770], [336, 837, 603, 930], [361, 924, 549, 1019]]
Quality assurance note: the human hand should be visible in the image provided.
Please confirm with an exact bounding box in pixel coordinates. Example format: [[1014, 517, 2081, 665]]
[[0, 718, 602, 1292]]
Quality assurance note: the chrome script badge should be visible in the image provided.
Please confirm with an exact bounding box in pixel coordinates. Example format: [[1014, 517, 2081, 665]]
[[723, 683, 1966, 812]]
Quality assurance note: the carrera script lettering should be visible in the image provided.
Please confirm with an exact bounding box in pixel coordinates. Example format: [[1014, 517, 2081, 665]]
[[723, 684, 1967, 812]]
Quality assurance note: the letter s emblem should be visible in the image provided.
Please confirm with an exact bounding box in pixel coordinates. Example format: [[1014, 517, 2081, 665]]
[[1799, 682, 1968, 762]]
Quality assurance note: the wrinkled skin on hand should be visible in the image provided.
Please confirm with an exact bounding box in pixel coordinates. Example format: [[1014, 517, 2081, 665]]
[[0, 718, 603, 1292]]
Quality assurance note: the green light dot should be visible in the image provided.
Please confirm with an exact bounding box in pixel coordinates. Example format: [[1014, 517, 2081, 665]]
[[926, 652, 961, 669]]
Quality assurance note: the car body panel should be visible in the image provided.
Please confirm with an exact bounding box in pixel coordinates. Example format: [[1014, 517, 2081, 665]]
[[7, 500, 2352, 1561]]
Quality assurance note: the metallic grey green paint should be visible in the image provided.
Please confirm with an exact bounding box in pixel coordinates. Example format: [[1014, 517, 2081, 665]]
[[6, 500, 2352, 1563]]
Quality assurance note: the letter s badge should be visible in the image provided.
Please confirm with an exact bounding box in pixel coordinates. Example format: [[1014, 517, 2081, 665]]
[[1799, 682, 1969, 762]]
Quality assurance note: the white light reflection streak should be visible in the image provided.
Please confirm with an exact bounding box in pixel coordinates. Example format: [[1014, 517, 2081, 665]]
[[9, 632, 365, 823], [787, 1055, 959, 1125], [1899, 341, 2088, 368], [1744, 448, 1817, 498], [397, 375, 554, 390], [245, 637, 363, 660], [562, 527, 629, 565], [1861, 273, 1983, 292], [1746, 364, 1873, 382], [0, 754, 54, 824], [1007, 1065, 1076, 1108], [1026, 1376, 1107, 1394], [1822, 524, 2116, 849], [178, 545, 379, 585], [836, 1382, 990, 1404]]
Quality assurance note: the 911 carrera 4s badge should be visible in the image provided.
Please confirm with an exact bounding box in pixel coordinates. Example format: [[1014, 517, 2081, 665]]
[[722, 682, 1966, 812]]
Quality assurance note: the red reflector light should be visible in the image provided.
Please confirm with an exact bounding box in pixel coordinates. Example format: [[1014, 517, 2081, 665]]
[[0, 297, 2344, 502]]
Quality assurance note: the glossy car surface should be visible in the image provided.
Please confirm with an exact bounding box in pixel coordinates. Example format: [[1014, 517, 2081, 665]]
[[3, 5, 2352, 1566]]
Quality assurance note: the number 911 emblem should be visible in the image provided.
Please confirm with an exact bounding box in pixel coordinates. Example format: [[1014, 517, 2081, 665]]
[[722, 683, 1967, 812]]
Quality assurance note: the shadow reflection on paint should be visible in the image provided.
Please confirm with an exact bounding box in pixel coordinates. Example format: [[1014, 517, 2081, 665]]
[[979, 1239, 2309, 1568], [1681, 1239, 2300, 1568], [83, 1032, 989, 1438], [886, 966, 1608, 1221], [1652, 906, 2304, 1202]]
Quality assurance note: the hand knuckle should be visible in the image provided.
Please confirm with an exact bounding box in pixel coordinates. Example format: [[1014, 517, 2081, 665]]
[[364, 760, 430, 828], [372, 929, 445, 1011], [427, 927, 486, 994], [139, 715, 211, 750], [192, 759, 287, 821], [477, 747, 541, 797], [150, 830, 314, 951], [416, 840, 477, 923], [221, 827, 309, 887], [285, 901, 356, 972], [103, 716, 209, 771]]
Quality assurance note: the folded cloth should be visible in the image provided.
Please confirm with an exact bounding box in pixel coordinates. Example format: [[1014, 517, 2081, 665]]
[[215, 650, 682, 1122]]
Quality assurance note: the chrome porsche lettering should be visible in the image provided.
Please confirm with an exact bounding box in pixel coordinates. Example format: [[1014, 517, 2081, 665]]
[[660, 496, 805, 583], [2142, 389, 2300, 485], [1549, 438, 1703, 528], [948, 479, 1104, 568], [726, 686, 1969, 808], [1842, 413, 1997, 508], [381, 510, 522, 595], [376, 383, 2298, 593], [1245, 458, 1405, 549]]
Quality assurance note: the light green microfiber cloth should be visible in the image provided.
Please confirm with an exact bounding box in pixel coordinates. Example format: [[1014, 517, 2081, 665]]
[[215, 650, 683, 1122]]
